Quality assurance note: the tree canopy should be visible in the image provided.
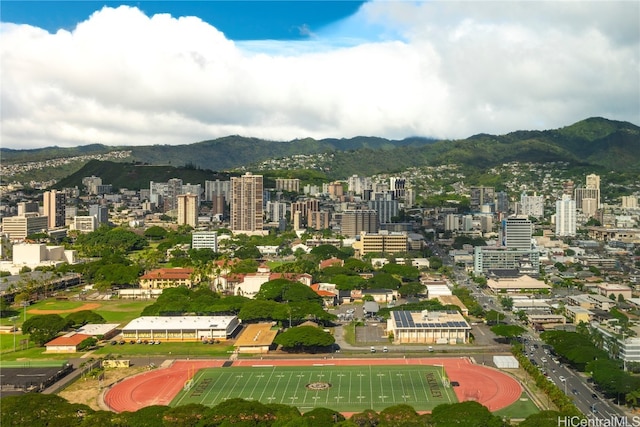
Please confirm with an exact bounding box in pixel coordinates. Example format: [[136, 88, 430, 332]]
[[274, 325, 335, 352], [22, 314, 72, 346]]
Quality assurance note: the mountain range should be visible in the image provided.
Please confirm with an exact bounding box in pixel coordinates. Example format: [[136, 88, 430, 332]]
[[3, 117, 638, 189]]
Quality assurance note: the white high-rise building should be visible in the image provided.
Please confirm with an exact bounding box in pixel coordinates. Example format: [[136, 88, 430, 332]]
[[555, 195, 576, 237], [519, 192, 544, 218], [503, 217, 532, 250]]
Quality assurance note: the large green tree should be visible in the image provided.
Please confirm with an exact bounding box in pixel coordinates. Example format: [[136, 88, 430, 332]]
[[65, 310, 106, 327], [255, 279, 321, 303], [274, 325, 335, 352], [430, 401, 504, 427], [22, 314, 72, 346]]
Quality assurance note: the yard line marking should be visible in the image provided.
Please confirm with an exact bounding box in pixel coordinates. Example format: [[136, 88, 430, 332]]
[[369, 365, 374, 409], [257, 366, 277, 403], [280, 370, 294, 404]]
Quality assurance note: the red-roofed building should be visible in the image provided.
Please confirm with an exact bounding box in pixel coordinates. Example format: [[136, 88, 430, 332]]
[[139, 268, 195, 290], [311, 283, 338, 307], [319, 257, 344, 269], [45, 332, 92, 353]]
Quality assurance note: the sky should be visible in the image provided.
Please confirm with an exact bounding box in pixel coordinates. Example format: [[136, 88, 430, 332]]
[[1, 1, 639, 150]]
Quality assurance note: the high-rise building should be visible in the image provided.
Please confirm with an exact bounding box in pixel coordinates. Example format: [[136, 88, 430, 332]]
[[275, 178, 300, 193], [231, 173, 263, 233], [165, 178, 183, 212], [555, 195, 576, 236], [309, 211, 331, 231], [89, 204, 109, 225], [340, 209, 378, 238], [204, 179, 231, 202], [621, 196, 639, 209], [177, 193, 199, 228], [496, 191, 510, 213], [503, 217, 532, 250], [574, 174, 601, 212], [182, 183, 202, 205], [327, 182, 344, 199], [519, 192, 544, 218], [470, 187, 495, 212], [43, 189, 66, 229], [368, 199, 399, 224], [347, 175, 372, 195], [444, 214, 459, 231], [266, 201, 287, 222], [389, 177, 406, 199]]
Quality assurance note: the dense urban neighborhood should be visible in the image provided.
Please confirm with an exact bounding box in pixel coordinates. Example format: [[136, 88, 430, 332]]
[[1, 137, 639, 426]]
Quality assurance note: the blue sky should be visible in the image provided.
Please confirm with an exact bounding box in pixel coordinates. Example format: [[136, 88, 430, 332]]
[[0, 1, 366, 40], [1, 1, 638, 149]]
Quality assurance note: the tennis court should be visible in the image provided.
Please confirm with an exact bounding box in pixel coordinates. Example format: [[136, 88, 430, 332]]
[[170, 364, 456, 413]]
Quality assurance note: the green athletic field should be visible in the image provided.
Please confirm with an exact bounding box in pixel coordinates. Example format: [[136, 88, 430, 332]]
[[170, 364, 457, 413]]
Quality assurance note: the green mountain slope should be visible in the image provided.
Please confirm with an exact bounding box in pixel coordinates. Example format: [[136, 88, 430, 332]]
[[6, 117, 640, 188]]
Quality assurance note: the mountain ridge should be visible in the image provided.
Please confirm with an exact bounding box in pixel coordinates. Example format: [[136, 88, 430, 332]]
[[4, 117, 639, 186]]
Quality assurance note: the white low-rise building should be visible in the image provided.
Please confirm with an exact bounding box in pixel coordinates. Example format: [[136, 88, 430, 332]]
[[121, 316, 241, 342], [386, 310, 471, 345]]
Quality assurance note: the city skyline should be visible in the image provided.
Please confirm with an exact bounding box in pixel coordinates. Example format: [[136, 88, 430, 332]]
[[1, 1, 638, 150]]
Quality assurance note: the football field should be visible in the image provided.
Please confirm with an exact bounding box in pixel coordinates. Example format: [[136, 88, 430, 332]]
[[170, 364, 457, 413]]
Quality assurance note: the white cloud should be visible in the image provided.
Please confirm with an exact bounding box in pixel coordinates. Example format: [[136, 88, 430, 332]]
[[1, 2, 638, 149]]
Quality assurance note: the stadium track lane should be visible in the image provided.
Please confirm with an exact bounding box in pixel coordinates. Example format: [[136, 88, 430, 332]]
[[103, 357, 521, 413]]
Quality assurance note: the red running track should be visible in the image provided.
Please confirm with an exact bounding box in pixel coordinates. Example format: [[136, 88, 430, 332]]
[[104, 357, 521, 413]]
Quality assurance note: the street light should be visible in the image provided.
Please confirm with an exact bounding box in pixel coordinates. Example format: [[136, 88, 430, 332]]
[[10, 316, 17, 352]]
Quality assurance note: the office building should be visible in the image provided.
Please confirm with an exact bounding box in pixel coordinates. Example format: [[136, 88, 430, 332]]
[[353, 231, 408, 257], [503, 217, 532, 249], [43, 189, 66, 229], [176, 193, 199, 228], [2, 214, 49, 240], [192, 231, 218, 251], [555, 195, 576, 236], [73, 216, 98, 233], [231, 173, 264, 233], [17, 202, 39, 216], [341, 209, 378, 238], [473, 246, 540, 276], [368, 199, 399, 224]]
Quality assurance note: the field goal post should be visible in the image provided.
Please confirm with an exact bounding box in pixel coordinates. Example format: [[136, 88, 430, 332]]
[[183, 364, 196, 391]]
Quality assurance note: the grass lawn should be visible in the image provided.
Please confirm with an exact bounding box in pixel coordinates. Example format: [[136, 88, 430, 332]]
[[93, 300, 152, 324], [494, 392, 539, 419], [171, 364, 457, 413]]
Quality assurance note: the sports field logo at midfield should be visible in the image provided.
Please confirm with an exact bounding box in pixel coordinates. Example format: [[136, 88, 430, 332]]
[[306, 382, 332, 391]]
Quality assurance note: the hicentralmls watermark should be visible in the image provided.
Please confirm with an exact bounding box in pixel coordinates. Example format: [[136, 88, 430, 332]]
[[558, 416, 640, 427]]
